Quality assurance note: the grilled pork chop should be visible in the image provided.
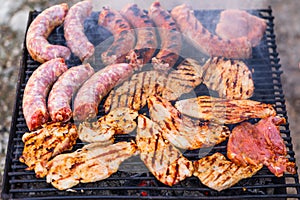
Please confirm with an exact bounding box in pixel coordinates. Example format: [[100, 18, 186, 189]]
[[78, 107, 138, 143], [46, 141, 137, 190], [175, 96, 276, 124], [148, 95, 230, 150], [202, 57, 254, 99], [216, 9, 267, 47], [104, 58, 203, 113], [227, 116, 296, 177], [19, 122, 78, 178], [137, 115, 193, 186], [193, 152, 263, 191]]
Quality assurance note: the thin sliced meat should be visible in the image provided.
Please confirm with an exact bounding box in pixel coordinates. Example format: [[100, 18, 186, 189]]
[[19, 122, 78, 178], [175, 96, 276, 124], [137, 115, 193, 186], [148, 96, 230, 150], [193, 153, 263, 191], [202, 57, 254, 99], [227, 116, 296, 177], [46, 141, 137, 190], [104, 58, 202, 113], [78, 107, 138, 143]]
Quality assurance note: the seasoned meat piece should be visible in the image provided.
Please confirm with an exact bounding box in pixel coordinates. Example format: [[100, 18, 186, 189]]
[[98, 7, 136, 65], [149, 1, 182, 71], [23, 58, 68, 130], [78, 107, 138, 143], [227, 116, 296, 177], [64, 0, 94, 61], [46, 141, 137, 190], [73, 63, 134, 121], [148, 96, 230, 150], [171, 4, 252, 59], [48, 63, 95, 122], [216, 9, 267, 47], [19, 122, 78, 178], [193, 153, 263, 191], [137, 115, 193, 186], [104, 58, 202, 113], [121, 4, 158, 67], [175, 96, 276, 124], [26, 3, 71, 63], [202, 57, 254, 99], [162, 58, 203, 100]]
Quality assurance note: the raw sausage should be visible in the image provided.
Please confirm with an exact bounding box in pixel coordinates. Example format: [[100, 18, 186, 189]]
[[121, 4, 158, 67], [73, 63, 134, 121], [64, 0, 94, 61], [26, 3, 71, 63], [23, 58, 68, 131], [98, 7, 136, 65], [149, 1, 182, 71], [171, 4, 252, 59], [48, 63, 95, 122]]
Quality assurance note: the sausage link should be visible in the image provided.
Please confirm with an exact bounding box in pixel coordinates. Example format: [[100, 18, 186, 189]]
[[23, 58, 68, 131], [171, 4, 252, 59], [149, 1, 182, 71], [121, 4, 158, 67], [98, 7, 136, 65], [64, 0, 94, 61], [26, 3, 71, 63], [73, 63, 134, 121], [48, 64, 95, 122]]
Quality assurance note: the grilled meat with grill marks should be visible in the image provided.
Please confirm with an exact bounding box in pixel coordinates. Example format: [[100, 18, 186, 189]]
[[227, 116, 296, 177], [104, 58, 202, 113], [78, 107, 138, 143], [216, 9, 267, 47], [202, 57, 254, 99], [148, 96, 230, 150], [137, 115, 193, 186], [46, 141, 137, 190], [193, 152, 263, 191], [19, 122, 78, 178], [175, 96, 276, 124]]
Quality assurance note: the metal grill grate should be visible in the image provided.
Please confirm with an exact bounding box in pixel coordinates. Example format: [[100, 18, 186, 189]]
[[2, 7, 300, 200]]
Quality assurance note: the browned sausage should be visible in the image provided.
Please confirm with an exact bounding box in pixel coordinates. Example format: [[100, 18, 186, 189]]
[[98, 7, 136, 65], [171, 4, 252, 59], [64, 0, 94, 61], [23, 58, 68, 131], [73, 63, 134, 121], [149, 1, 182, 71], [48, 63, 95, 122], [26, 3, 71, 63], [121, 4, 158, 67]]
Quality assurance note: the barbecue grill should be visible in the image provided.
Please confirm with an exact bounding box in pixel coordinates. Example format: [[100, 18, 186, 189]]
[[2, 6, 300, 200]]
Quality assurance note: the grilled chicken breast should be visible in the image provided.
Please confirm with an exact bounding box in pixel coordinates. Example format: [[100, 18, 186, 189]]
[[175, 96, 276, 124], [202, 57, 254, 99], [78, 107, 138, 143], [148, 96, 230, 150], [19, 122, 78, 178], [227, 116, 296, 177], [137, 115, 193, 186], [46, 141, 137, 190], [104, 58, 202, 113], [193, 152, 263, 191]]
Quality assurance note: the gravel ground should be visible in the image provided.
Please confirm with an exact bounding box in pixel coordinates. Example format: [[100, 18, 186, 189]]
[[0, 0, 300, 195]]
